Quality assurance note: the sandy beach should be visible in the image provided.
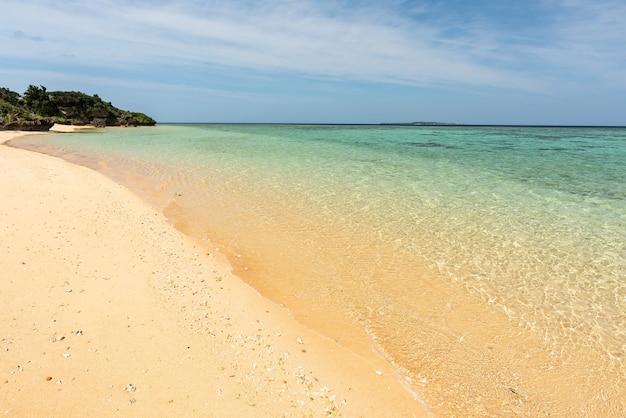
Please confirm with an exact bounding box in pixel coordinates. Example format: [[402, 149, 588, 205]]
[[0, 129, 430, 417]]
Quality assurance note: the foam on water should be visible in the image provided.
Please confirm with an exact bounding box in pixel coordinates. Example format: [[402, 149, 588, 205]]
[[13, 124, 626, 416]]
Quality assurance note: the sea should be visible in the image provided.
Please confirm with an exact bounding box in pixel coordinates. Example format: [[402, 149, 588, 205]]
[[12, 124, 626, 416]]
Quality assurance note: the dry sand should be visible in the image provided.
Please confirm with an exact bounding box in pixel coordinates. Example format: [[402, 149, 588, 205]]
[[0, 129, 431, 417]]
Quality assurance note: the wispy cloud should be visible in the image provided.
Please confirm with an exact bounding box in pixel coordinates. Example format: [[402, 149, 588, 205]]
[[547, 0, 626, 86], [2, 0, 626, 94], [13, 31, 44, 42]]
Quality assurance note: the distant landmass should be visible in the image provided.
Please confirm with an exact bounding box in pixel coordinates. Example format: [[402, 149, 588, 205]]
[[380, 121, 462, 126], [0, 85, 156, 131]]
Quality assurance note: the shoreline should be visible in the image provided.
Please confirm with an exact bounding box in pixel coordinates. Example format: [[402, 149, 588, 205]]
[[0, 129, 430, 416]]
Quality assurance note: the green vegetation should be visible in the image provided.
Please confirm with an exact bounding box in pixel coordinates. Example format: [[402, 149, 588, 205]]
[[0, 85, 156, 130]]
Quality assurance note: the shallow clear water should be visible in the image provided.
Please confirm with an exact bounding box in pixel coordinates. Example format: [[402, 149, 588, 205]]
[[14, 124, 626, 415]]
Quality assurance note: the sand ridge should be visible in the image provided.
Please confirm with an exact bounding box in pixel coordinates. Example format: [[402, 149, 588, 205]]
[[0, 130, 430, 417]]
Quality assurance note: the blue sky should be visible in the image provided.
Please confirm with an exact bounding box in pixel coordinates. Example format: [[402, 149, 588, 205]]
[[2, 0, 625, 124]]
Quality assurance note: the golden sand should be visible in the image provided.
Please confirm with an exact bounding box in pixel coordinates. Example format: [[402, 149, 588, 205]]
[[0, 129, 430, 417]]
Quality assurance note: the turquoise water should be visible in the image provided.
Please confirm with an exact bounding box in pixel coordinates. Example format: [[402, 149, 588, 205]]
[[14, 124, 626, 415]]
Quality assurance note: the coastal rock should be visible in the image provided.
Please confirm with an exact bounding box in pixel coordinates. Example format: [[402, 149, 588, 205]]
[[116, 113, 143, 127], [0, 117, 55, 131], [92, 118, 107, 128]]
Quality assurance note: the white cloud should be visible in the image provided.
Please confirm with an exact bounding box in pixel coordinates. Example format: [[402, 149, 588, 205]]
[[552, 0, 626, 82], [0, 1, 537, 89], [2, 0, 625, 94]]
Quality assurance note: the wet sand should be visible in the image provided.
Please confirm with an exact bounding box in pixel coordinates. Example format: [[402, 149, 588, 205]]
[[0, 129, 430, 417]]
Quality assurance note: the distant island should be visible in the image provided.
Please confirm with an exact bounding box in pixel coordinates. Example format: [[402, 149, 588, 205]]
[[0, 85, 156, 131], [380, 121, 462, 126]]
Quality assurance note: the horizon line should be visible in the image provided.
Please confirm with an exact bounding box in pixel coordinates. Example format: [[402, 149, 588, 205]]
[[155, 122, 626, 128]]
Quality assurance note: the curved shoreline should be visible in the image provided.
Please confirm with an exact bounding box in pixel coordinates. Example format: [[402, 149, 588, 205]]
[[0, 130, 430, 416]]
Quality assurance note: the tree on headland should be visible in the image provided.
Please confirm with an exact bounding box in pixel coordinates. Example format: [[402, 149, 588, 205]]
[[0, 87, 20, 105], [0, 85, 156, 130], [23, 85, 58, 116]]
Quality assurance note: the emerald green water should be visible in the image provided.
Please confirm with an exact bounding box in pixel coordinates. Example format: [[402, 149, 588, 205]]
[[13, 124, 626, 416]]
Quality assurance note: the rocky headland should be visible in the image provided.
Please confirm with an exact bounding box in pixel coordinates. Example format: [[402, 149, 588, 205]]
[[0, 85, 156, 131]]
